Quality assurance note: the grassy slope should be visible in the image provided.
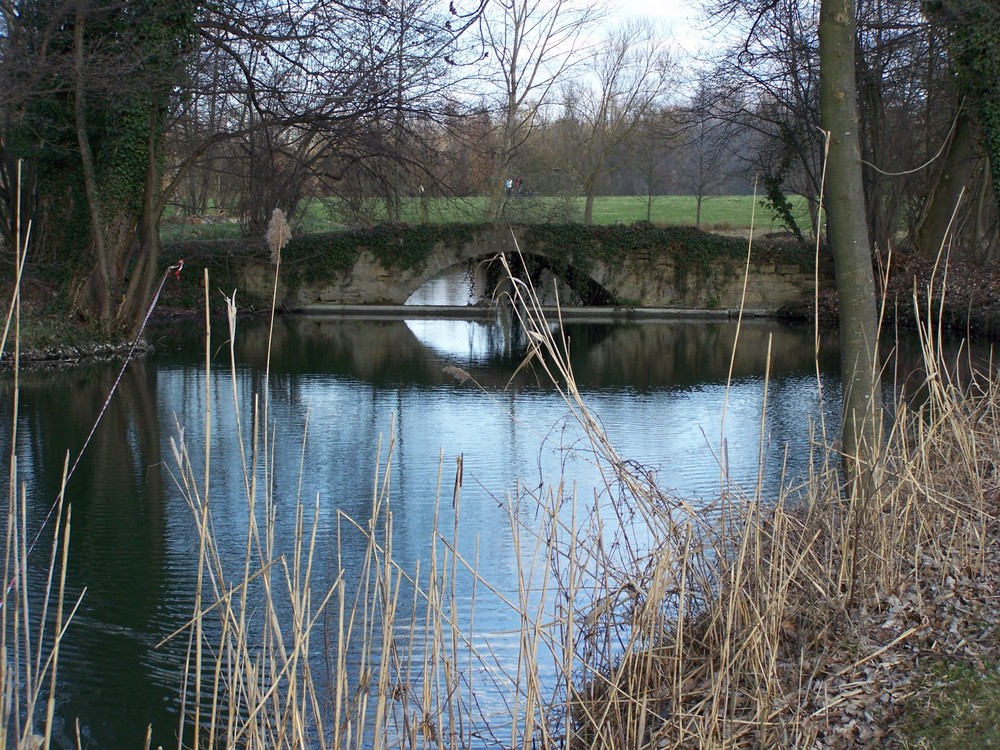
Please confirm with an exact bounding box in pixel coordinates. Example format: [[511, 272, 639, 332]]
[[161, 194, 813, 242]]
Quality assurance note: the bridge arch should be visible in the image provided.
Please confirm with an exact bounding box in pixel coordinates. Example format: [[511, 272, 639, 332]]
[[398, 248, 618, 306]]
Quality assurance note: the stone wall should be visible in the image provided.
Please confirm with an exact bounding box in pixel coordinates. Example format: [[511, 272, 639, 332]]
[[232, 226, 821, 313], [593, 254, 817, 311]]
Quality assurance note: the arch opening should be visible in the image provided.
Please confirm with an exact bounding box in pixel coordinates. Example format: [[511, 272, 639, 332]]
[[404, 262, 485, 306], [403, 252, 617, 307], [483, 253, 617, 306]]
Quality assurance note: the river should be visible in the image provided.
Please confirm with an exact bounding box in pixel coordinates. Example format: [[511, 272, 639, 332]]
[[0, 303, 972, 749]]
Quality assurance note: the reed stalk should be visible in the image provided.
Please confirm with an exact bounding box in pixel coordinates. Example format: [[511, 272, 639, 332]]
[[2, 166, 84, 750], [3, 192, 998, 750], [488, 230, 997, 748]]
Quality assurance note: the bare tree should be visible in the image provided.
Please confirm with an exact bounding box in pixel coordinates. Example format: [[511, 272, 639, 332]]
[[0, 0, 482, 328], [477, 0, 603, 220], [914, 0, 1000, 261], [706, 0, 825, 237], [704, 0, 996, 256], [678, 84, 733, 229], [627, 107, 680, 222], [557, 19, 673, 224]]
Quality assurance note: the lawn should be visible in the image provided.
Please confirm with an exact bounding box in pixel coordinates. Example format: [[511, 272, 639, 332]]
[[580, 194, 811, 231], [161, 194, 813, 242], [895, 661, 1000, 749]]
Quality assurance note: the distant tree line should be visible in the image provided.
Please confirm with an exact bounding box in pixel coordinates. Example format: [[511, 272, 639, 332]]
[[702, 0, 999, 262], [0, 0, 997, 331]]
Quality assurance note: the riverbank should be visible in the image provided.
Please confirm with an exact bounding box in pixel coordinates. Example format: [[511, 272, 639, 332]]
[[786, 248, 1000, 335], [495, 270, 1000, 750], [5, 244, 1000, 366], [3, 247, 1000, 747]]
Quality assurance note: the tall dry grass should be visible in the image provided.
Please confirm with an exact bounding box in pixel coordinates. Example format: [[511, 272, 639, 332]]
[[159, 274, 551, 750], [2, 215, 997, 750], [490, 245, 997, 748], [1, 169, 84, 750]]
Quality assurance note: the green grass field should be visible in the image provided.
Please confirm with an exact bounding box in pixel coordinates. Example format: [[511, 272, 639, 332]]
[[162, 194, 813, 242]]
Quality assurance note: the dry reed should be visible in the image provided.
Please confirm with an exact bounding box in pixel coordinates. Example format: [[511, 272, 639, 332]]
[[489, 241, 998, 748], [1, 164, 84, 750], [266, 209, 292, 266], [160, 274, 538, 750], [3, 212, 998, 750]]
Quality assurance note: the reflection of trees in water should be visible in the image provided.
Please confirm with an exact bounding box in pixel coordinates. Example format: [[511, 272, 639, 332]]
[[179, 315, 995, 400], [213, 316, 844, 392], [886, 334, 995, 405], [5, 362, 166, 587], [2, 360, 176, 749], [574, 321, 840, 389], [240, 316, 527, 387]]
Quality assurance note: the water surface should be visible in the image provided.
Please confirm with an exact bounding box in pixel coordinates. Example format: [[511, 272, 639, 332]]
[[3, 311, 946, 748]]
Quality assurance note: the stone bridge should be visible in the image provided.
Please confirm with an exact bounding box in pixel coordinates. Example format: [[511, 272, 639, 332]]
[[236, 225, 821, 313]]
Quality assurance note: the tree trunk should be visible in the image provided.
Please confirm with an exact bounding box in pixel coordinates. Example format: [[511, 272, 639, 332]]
[[913, 112, 979, 257], [117, 103, 163, 333], [819, 0, 882, 479], [118, 213, 157, 334], [973, 157, 998, 264], [74, 3, 111, 321], [488, 111, 518, 221], [583, 186, 596, 225]]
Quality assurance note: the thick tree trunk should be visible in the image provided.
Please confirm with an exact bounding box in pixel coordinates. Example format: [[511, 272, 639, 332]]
[[819, 0, 882, 479], [913, 112, 979, 257], [117, 106, 163, 334], [73, 5, 145, 327], [74, 4, 110, 321]]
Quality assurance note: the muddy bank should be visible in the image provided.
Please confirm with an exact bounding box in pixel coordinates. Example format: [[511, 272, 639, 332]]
[[779, 250, 1000, 337]]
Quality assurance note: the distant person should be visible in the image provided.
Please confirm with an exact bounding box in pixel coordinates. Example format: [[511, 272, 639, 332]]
[[505, 178, 513, 197], [515, 176, 523, 195]]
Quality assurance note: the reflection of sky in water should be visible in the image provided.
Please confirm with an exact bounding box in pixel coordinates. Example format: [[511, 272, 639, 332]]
[[407, 318, 507, 363], [404, 315, 840, 501], [151, 317, 844, 745], [10, 309, 937, 749]]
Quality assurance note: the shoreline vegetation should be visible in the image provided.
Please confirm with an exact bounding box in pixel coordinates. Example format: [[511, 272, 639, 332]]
[[7, 194, 1000, 365], [3, 201, 1000, 748]]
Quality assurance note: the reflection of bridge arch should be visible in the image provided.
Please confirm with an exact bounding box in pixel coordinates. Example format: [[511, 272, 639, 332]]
[[249, 315, 837, 390], [247, 315, 528, 388]]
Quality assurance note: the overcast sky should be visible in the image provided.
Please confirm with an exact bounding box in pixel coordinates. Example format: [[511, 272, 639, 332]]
[[614, 0, 703, 28], [612, 0, 729, 60]]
